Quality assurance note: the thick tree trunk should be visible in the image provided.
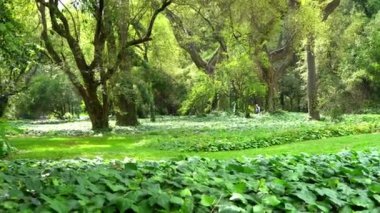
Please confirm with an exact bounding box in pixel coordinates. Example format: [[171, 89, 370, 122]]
[[280, 93, 285, 110], [115, 93, 138, 126], [114, 0, 138, 127], [266, 81, 276, 113], [114, 63, 138, 126], [88, 108, 109, 130], [244, 100, 250, 118], [290, 98, 294, 111], [83, 91, 110, 131], [149, 103, 156, 122], [306, 37, 320, 120], [0, 96, 9, 118], [255, 56, 276, 113]]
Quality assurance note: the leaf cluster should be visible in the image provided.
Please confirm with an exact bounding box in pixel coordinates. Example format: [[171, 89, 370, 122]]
[[1, 151, 380, 212], [154, 120, 380, 152]]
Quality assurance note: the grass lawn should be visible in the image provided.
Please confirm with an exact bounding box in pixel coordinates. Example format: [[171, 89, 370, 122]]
[[7, 133, 380, 160]]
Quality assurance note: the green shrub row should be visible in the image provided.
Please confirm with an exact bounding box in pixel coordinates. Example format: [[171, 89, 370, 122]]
[[155, 122, 380, 152], [1, 151, 380, 212]]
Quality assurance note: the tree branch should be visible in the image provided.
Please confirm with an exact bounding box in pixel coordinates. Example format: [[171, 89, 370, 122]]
[[89, 0, 106, 70], [126, 0, 172, 47], [36, 1, 62, 64], [37, 0, 90, 72], [322, 0, 341, 21]]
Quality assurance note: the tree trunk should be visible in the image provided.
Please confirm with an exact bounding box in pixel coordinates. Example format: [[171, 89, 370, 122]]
[[114, 0, 138, 127], [290, 98, 294, 111], [115, 93, 138, 126], [244, 99, 250, 118], [0, 96, 9, 118], [266, 82, 276, 113], [148, 83, 156, 122], [83, 91, 110, 131], [149, 103, 156, 122], [211, 93, 219, 111], [280, 93, 285, 110], [306, 36, 320, 120], [256, 58, 276, 113]]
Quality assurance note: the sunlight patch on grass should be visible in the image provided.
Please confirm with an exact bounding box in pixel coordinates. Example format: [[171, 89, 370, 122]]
[[47, 138, 70, 141], [76, 144, 111, 149]]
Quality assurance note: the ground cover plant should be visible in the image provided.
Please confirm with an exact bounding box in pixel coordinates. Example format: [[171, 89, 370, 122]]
[[1, 151, 380, 212], [5, 113, 380, 160], [152, 121, 380, 152], [4, 133, 380, 160], [2, 0, 380, 212]]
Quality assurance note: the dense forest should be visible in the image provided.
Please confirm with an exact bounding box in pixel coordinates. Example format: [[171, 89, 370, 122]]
[[0, 0, 379, 130], [1, 0, 380, 212]]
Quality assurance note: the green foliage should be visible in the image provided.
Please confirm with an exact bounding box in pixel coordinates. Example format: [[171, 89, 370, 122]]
[[0, 120, 17, 157], [154, 120, 380, 152], [217, 52, 266, 115], [133, 64, 187, 117], [179, 74, 216, 115], [14, 70, 82, 120], [0, 0, 41, 97], [353, 0, 380, 17], [279, 69, 305, 111], [1, 151, 380, 211]]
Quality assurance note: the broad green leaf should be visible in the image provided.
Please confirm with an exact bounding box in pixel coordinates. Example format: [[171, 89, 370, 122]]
[[41, 195, 70, 213], [369, 183, 380, 193], [373, 194, 380, 203], [350, 195, 374, 208], [233, 182, 247, 194], [200, 194, 216, 207], [218, 204, 246, 213], [115, 198, 133, 212], [295, 188, 316, 204], [253, 204, 265, 212], [315, 188, 344, 206], [263, 195, 281, 206], [180, 188, 192, 197], [152, 193, 170, 210], [230, 192, 247, 204], [170, 196, 184, 206], [181, 198, 194, 212], [339, 205, 353, 213]]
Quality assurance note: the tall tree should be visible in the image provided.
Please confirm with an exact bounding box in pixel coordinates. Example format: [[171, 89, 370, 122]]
[[306, 0, 340, 120], [236, 0, 298, 112], [35, 0, 172, 130]]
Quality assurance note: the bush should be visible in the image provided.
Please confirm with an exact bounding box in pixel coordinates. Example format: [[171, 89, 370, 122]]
[[0, 120, 16, 158], [179, 75, 216, 115]]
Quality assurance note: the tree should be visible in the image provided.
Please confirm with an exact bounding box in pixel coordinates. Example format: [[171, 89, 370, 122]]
[[15, 69, 82, 119], [352, 0, 380, 17], [236, 0, 299, 113], [0, 0, 40, 117], [305, 0, 340, 120], [217, 52, 266, 117], [35, 0, 172, 130], [164, 0, 228, 76]]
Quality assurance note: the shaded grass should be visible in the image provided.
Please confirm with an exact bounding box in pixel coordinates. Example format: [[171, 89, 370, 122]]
[[7, 133, 380, 160]]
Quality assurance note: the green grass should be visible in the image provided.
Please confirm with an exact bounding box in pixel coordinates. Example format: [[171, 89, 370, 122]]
[[6, 113, 380, 160], [7, 133, 380, 160]]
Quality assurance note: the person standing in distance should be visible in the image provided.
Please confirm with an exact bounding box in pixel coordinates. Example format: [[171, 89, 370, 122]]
[[255, 104, 261, 114]]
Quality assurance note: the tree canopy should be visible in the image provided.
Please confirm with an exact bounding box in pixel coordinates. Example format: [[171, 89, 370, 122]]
[[0, 0, 379, 129]]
